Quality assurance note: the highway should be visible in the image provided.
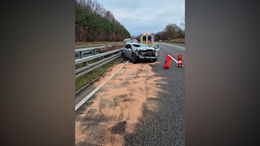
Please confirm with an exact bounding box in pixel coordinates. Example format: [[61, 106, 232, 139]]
[[75, 43, 185, 146]]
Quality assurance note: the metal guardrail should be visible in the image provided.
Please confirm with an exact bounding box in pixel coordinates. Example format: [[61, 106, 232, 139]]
[[75, 45, 112, 52], [75, 45, 113, 59], [75, 48, 122, 65], [75, 44, 113, 49], [75, 47, 123, 78]]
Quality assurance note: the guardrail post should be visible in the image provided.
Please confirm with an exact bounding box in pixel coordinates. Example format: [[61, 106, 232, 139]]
[[80, 51, 83, 58], [93, 48, 96, 55], [83, 62, 88, 66]]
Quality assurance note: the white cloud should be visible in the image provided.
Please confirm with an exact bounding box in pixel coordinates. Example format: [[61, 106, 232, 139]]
[[96, 0, 185, 36]]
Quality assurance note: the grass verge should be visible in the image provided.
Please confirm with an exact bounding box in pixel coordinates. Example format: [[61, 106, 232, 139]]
[[75, 41, 123, 49], [75, 57, 124, 91]]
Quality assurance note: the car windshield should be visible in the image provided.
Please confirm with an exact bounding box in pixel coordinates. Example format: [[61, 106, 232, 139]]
[[132, 44, 148, 48]]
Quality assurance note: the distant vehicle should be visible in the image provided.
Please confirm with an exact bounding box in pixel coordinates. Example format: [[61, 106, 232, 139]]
[[140, 33, 154, 44], [122, 43, 159, 63], [123, 38, 138, 44]]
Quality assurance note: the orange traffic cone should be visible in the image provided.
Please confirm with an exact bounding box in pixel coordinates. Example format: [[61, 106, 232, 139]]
[[163, 55, 172, 69], [177, 54, 183, 67]]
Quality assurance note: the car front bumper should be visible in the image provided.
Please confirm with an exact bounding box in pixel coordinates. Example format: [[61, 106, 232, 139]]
[[136, 53, 158, 59]]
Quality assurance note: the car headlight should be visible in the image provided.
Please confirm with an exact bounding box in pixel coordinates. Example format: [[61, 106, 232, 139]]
[[136, 50, 141, 55]]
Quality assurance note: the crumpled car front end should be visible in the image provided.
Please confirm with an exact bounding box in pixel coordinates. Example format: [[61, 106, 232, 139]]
[[135, 47, 158, 60]]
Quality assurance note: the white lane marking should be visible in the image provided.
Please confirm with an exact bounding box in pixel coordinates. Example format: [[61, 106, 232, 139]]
[[75, 60, 129, 111]]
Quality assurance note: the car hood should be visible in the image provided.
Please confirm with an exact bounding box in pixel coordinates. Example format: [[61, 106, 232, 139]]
[[135, 47, 155, 51]]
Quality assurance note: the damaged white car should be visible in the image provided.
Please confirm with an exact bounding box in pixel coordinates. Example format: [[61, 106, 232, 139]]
[[122, 43, 159, 63]]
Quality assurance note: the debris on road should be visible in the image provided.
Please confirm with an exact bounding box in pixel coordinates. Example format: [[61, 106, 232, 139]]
[[75, 62, 166, 146]]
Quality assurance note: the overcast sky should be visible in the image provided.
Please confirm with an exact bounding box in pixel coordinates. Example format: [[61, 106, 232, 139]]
[[96, 0, 185, 36]]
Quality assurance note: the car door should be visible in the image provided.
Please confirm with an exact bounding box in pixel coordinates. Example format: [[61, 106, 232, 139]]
[[124, 44, 132, 59]]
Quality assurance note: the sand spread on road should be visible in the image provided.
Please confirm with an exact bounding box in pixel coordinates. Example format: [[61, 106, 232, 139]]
[[75, 62, 166, 146]]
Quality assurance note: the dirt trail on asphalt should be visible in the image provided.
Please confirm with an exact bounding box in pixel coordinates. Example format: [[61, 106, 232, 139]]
[[75, 62, 166, 146]]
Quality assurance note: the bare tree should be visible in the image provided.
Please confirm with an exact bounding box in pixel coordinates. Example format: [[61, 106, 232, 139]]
[[180, 17, 185, 31], [104, 11, 115, 22]]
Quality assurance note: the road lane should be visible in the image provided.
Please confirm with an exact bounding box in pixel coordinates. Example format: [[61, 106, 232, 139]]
[[75, 43, 185, 146], [159, 43, 185, 64], [161, 43, 185, 50]]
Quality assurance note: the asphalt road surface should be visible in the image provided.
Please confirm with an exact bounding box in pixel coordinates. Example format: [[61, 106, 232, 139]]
[[75, 43, 185, 146]]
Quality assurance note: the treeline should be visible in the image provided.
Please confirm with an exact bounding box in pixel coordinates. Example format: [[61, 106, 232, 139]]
[[75, 0, 130, 42], [133, 23, 185, 42], [155, 24, 185, 41]]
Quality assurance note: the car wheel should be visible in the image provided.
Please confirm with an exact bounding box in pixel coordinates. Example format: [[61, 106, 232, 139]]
[[122, 53, 127, 59], [131, 53, 138, 63]]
